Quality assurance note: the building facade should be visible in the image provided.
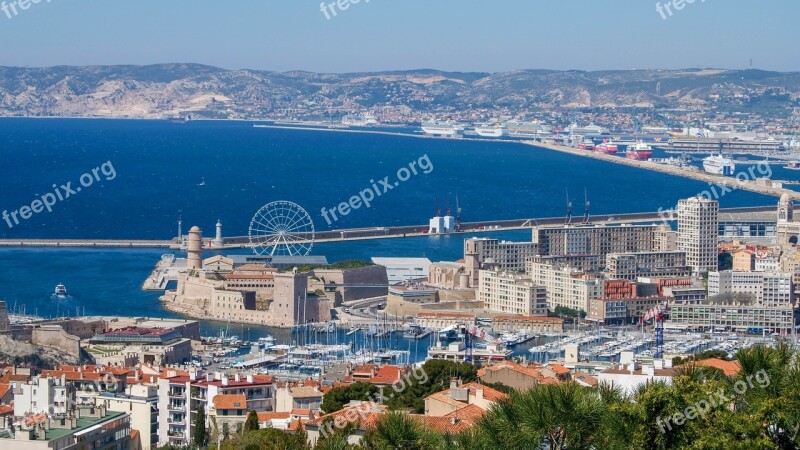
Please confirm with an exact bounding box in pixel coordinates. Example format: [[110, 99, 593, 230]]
[[526, 261, 604, 312], [677, 197, 719, 276], [478, 270, 548, 316]]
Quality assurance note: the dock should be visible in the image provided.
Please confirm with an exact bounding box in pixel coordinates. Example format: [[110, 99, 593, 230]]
[[526, 141, 800, 200], [0, 206, 778, 251]]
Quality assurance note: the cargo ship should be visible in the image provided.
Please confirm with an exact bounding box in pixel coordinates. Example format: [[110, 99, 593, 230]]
[[703, 155, 736, 176], [577, 139, 595, 150], [594, 140, 618, 154], [625, 141, 653, 160]]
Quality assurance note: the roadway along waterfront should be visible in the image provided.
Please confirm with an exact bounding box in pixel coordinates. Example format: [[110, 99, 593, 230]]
[[0, 206, 776, 249]]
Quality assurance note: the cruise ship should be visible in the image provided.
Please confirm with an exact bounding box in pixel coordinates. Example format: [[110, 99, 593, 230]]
[[568, 123, 610, 136], [421, 121, 460, 137], [703, 155, 736, 176], [474, 124, 507, 138], [625, 141, 653, 160], [342, 114, 378, 127], [504, 120, 553, 139]]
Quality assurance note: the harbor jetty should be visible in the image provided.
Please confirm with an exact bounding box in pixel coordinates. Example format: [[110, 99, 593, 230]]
[[0, 207, 776, 250], [526, 141, 800, 200]]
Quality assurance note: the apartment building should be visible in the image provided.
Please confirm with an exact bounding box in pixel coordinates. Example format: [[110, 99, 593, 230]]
[[464, 238, 538, 287], [526, 261, 604, 312], [532, 223, 675, 258], [677, 197, 719, 275], [708, 270, 794, 306], [478, 270, 548, 316], [605, 251, 690, 281]]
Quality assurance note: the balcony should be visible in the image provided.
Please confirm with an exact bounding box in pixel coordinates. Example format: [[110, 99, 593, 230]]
[[168, 403, 185, 412], [168, 390, 185, 398]]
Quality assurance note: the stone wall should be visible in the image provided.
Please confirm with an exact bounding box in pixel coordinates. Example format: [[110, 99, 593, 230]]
[[315, 266, 388, 303], [31, 325, 81, 358]]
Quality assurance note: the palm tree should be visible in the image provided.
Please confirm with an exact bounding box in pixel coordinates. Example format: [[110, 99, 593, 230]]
[[476, 382, 605, 450], [362, 412, 442, 450]]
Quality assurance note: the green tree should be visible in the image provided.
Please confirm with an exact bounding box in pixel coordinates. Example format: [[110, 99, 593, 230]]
[[385, 360, 478, 413], [321, 382, 379, 414], [194, 406, 207, 447], [362, 411, 442, 450], [476, 382, 605, 450], [244, 410, 259, 432]]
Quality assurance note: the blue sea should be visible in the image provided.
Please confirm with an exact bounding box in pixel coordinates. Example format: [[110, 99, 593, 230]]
[[0, 118, 791, 346]]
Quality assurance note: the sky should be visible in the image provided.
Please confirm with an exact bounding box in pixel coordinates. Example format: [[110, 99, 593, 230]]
[[0, 0, 798, 73]]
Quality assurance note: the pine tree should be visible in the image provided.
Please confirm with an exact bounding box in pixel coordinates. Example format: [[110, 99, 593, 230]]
[[193, 406, 207, 447], [244, 410, 259, 432]]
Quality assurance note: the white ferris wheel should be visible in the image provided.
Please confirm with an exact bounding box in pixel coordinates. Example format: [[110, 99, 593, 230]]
[[248, 201, 315, 256]]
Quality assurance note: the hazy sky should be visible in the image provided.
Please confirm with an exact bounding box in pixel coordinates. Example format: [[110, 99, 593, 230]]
[[1, 0, 798, 73]]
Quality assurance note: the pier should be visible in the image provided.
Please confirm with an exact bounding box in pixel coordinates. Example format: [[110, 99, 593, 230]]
[[527, 141, 800, 200], [0, 206, 778, 250]]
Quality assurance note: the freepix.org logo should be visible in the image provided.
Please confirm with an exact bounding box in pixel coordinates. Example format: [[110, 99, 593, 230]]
[[3, 161, 117, 230]]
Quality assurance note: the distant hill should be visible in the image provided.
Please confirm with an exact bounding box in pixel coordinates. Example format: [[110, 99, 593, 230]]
[[0, 64, 798, 119]]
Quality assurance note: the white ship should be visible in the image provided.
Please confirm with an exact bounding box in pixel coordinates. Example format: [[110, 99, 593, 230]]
[[54, 283, 67, 298], [703, 155, 736, 176], [504, 120, 553, 138], [342, 113, 378, 127], [421, 121, 459, 137], [474, 124, 507, 138], [568, 123, 609, 136]]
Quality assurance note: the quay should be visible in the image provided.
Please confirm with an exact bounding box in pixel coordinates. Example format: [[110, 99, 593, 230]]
[[526, 141, 800, 200], [0, 206, 776, 250]]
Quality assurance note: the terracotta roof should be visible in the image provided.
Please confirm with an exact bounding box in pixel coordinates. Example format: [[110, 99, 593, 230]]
[[478, 360, 544, 380], [0, 384, 11, 400], [546, 364, 571, 375], [371, 366, 402, 385], [213, 394, 247, 410], [573, 372, 599, 388], [287, 419, 304, 431], [0, 404, 13, 416], [257, 412, 291, 422], [427, 382, 508, 405], [291, 408, 312, 416], [289, 386, 323, 399], [308, 402, 388, 430], [689, 358, 741, 377]]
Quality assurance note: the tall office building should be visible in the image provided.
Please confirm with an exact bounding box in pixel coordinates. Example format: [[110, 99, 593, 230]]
[[677, 197, 719, 276]]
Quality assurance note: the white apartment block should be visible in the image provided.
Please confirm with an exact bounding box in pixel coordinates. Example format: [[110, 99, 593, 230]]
[[13, 375, 75, 417], [157, 371, 275, 447], [532, 223, 676, 257], [677, 197, 719, 276], [708, 270, 794, 307], [526, 261, 604, 312], [464, 238, 539, 287], [102, 384, 159, 450], [755, 254, 780, 272], [478, 270, 548, 316]]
